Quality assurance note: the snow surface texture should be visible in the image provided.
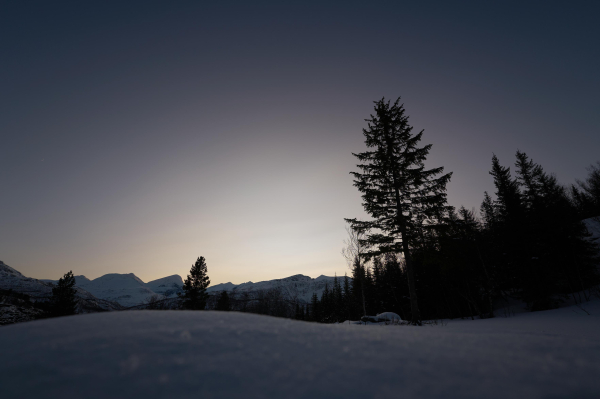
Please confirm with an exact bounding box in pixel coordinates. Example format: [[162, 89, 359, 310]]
[[1, 300, 599, 399], [208, 274, 342, 303]]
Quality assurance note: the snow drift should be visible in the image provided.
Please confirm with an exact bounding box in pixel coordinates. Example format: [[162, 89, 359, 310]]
[[1, 298, 599, 399]]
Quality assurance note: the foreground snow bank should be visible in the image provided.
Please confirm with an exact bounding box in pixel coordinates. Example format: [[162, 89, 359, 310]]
[[1, 300, 600, 399]]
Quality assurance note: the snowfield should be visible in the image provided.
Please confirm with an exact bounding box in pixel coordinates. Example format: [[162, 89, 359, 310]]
[[1, 299, 599, 399]]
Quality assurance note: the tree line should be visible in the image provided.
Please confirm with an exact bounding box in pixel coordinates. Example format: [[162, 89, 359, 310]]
[[45, 97, 600, 326], [338, 98, 599, 325]]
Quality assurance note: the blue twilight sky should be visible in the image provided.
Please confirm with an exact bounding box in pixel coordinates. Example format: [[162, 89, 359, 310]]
[[1, 1, 599, 284]]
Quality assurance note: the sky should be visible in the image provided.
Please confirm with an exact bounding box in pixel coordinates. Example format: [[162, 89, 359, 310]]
[[1, 1, 599, 285]]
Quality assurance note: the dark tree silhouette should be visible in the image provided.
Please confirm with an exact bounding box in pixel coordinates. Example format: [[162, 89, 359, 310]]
[[342, 226, 368, 318], [571, 161, 600, 219], [216, 291, 231, 311], [180, 257, 210, 310], [480, 152, 599, 310], [51, 270, 77, 317], [346, 98, 452, 325]]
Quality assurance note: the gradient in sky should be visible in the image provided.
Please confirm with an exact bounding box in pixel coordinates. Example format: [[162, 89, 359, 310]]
[[1, 1, 599, 284]]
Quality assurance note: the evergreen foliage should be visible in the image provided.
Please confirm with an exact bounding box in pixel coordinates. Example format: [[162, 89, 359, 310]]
[[51, 270, 77, 317], [310, 293, 319, 322], [345, 98, 452, 325], [216, 291, 231, 311], [180, 257, 210, 310], [572, 161, 600, 218]]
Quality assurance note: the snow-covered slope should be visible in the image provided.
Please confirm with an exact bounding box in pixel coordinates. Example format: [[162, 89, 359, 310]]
[[1, 298, 599, 399], [146, 275, 184, 297], [208, 274, 344, 303], [43, 272, 184, 307], [0, 261, 54, 298], [0, 261, 123, 323], [74, 273, 159, 307]]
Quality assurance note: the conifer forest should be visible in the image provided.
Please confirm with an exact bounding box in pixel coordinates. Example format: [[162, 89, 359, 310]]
[[202, 98, 600, 325]]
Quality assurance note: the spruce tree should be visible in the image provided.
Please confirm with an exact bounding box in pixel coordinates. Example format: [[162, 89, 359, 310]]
[[343, 274, 352, 321], [333, 274, 343, 322], [372, 256, 384, 313], [490, 154, 524, 224], [514, 152, 599, 307], [351, 256, 367, 318], [294, 303, 306, 320], [483, 152, 599, 309], [180, 256, 211, 310], [487, 155, 527, 296], [572, 161, 600, 218], [346, 98, 452, 325], [51, 270, 77, 317], [480, 192, 497, 229], [321, 283, 331, 322], [216, 290, 231, 311], [310, 292, 320, 322]]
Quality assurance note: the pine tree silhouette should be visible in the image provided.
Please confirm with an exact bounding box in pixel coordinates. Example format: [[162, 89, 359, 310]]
[[51, 270, 77, 317], [572, 161, 600, 218], [346, 98, 452, 325], [180, 257, 210, 310], [216, 290, 231, 311]]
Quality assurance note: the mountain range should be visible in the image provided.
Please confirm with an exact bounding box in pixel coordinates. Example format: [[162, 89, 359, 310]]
[[207, 274, 346, 303], [3, 260, 342, 310], [42, 273, 185, 307], [3, 215, 598, 324], [0, 261, 124, 325]]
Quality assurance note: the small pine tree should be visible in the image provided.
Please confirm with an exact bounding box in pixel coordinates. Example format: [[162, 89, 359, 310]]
[[343, 274, 352, 321], [333, 274, 343, 322], [310, 292, 320, 322], [294, 303, 303, 320], [321, 283, 331, 322], [480, 191, 497, 229], [216, 291, 231, 311], [51, 271, 77, 317], [180, 256, 211, 310]]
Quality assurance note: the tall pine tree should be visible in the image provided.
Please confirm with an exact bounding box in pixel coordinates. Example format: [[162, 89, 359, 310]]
[[346, 98, 452, 325], [180, 256, 211, 310]]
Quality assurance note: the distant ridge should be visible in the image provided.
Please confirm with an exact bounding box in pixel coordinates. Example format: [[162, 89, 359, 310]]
[[207, 274, 347, 304], [43, 272, 184, 307], [41, 271, 341, 306], [0, 261, 123, 325]]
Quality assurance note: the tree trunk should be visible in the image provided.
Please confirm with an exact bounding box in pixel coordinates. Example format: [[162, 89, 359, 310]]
[[474, 241, 495, 317], [401, 226, 421, 325], [384, 121, 421, 325], [358, 264, 367, 317]]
